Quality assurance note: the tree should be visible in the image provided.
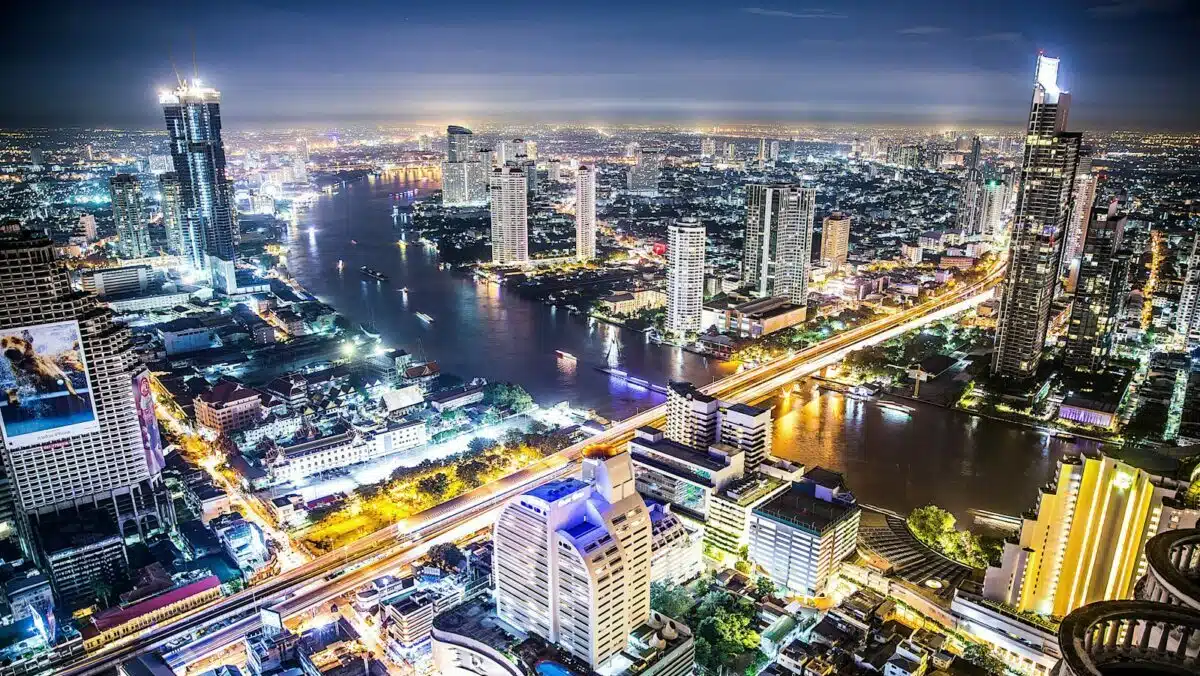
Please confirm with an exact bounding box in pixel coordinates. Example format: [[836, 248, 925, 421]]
[[962, 643, 1007, 675], [429, 543, 467, 571], [907, 505, 956, 547], [90, 576, 113, 608], [650, 581, 694, 618], [417, 472, 451, 499], [753, 576, 777, 599]]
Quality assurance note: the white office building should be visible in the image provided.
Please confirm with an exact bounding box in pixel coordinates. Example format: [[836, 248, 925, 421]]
[[493, 451, 652, 670], [748, 470, 860, 597], [628, 149, 663, 194], [489, 166, 528, 264], [648, 503, 703, 586], [576, 165, 596, 261], [666, 218, 706, 336]]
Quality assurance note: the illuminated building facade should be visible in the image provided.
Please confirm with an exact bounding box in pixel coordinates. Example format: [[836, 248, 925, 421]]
[[109, 174, 150, 259], [1063, 202, 1130, 372], [992, 55, 1082, 380], [493, 452, 652, 669], [820, 212, 851, 272], [628, 148, 663, 194], [1060, 151, 1098, 291], [955, 136, 987, 237], [158, 173, 185, 257], [489, 166, 528, 264], [575, 165, 596, 261], [1175, 235, 1200, 347], [161, 81, 238, 292], [982, 453, 1199, 618], [666, 217, 706, 336], [741, 184, 815, 306]]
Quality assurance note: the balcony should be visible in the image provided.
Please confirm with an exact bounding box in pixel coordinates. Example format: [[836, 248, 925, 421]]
[[1055, 600, 1200, 675], [1138, 529, 1200, 610]]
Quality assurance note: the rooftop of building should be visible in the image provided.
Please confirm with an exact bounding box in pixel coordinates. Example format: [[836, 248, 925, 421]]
[[802, 466, 849, 491], [667, 380, 714, 403], [526, 478, 589, 504], [197, 379, 261, 406], [725, 401, 770, 417], [855, 507, 977, 600], [630, 432, 729, 478], [717, 472, 789, 507], [754, 482, 858, 534]]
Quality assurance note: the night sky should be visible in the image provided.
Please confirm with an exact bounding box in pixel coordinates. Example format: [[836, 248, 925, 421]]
[[2, 0, 1197, 130]]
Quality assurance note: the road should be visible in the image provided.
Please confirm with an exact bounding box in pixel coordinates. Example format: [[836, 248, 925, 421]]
[[58, 269, 1001, 676]]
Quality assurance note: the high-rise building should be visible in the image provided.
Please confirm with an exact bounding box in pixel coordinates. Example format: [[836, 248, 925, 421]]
[[820, 212, 851, 272], [28, 147, 45, 170], [983, 453, 1199, 618], [161, 81, 238, 292], [518, 156, 538, 196], [0, 222, 169, 568], [1176, 236, 1200, 347], [980, 178, 1007, 241], [1064, 202, 1131, 372], [665, 382, 720, 449], [158, 173, 185, 257], [446, 125, 473, 163], [757, 138, 767, 164], [575, 165, 596, 262], [110, 174, 150, 259], [769, 140, 780, 162], [441, 125, 486, 206], [700, 137, 716, 159], [741, 184, 815, 306], [749, 469, 860, 597], [628, 148, 663, 194], [725, 141, 736, 161], [664, 381, 772, 471], [493, 451, 652, 670], [1061, 151, 1098, 291], [78, 214, 97, 242], [292, 154, 307, 183], [955, 136, 988, 237], [666, 218, 706, 336], [489, 166, 528, 264], [991, 55, 1083, 380]]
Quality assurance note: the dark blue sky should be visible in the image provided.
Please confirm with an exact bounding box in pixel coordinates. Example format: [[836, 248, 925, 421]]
[[3, 0, 1197, 130]]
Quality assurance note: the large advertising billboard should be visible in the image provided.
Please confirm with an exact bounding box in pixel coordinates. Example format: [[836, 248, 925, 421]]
[[0, 321, 100, 448], [133, 370, 164, 475]]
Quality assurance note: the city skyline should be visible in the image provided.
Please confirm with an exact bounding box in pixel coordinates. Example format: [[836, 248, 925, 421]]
[[2, 1, 1198, 130]]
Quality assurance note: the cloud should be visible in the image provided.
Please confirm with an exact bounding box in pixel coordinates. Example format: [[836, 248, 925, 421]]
[[1087, 0, 1182, 18], [971, 32, 1024, 42], [897, 25, 944, 35], [741, 7, 848, 20]]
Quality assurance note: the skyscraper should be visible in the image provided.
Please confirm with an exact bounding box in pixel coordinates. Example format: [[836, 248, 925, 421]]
[[741, 184, 815, 306], [441, 125, 486, 206], [161, 81, 238, 292], [700, 137, 716, 159], [628, 148, 663, 194], [493, 451, 652, 670], [666, 218, 706, 336], [955, 136, 987, 237], [983, 453, 1199, 618], [1061, 151, 1098, 292], [1064, 202, 1130, 372], [769, 140, 780, 162], [980, 178, 1007, 241], [1176, 236, 1200, 347], [158, 173, 185, 257], [109, 174, 150, 259], [576, 165, 596, 262], [725, 141, 736, 161], [0, 222, 169, 572], [820, 212, 851, 272], [489, 166, 528, 264], [446, 125, 473, 162], [992, 55, 1083, 380]]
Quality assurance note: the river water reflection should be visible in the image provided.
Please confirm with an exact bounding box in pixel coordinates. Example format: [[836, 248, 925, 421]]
[[287, 170, 1094, 518]]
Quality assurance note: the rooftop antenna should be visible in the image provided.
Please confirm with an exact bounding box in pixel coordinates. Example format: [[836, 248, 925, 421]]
[[190, 31, 198, 84], [168, 45, 184, 87]]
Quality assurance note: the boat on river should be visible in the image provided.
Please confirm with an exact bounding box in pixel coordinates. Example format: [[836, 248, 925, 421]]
[[360, 266, 388, 281]]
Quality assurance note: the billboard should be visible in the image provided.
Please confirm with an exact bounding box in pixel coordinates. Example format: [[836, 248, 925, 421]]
[[133, 370, 164, 475], [0, 321, 100, 447]]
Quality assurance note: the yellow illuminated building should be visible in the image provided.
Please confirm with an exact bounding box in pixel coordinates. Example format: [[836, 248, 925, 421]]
[[982, 453, 1199, 618]]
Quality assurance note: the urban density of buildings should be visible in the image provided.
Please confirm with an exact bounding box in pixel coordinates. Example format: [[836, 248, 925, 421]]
[[0, 29, 1198, 676]]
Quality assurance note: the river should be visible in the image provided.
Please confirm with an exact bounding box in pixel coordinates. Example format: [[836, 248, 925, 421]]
[[286, 169, 1097, 520]]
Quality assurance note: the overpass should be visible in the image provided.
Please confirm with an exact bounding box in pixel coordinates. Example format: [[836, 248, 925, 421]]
[[59, 269, 1001, 676]]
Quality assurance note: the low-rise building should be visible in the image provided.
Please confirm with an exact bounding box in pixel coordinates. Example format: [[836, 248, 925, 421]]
[[630, 426, 745, 520], [158, 317, 214, 355], [195, 380, 264, 436], [702, 295, 807, 337], [705, 472, 791, 562], [82, 575, 222, 651], [648, 503, 703, 586]]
